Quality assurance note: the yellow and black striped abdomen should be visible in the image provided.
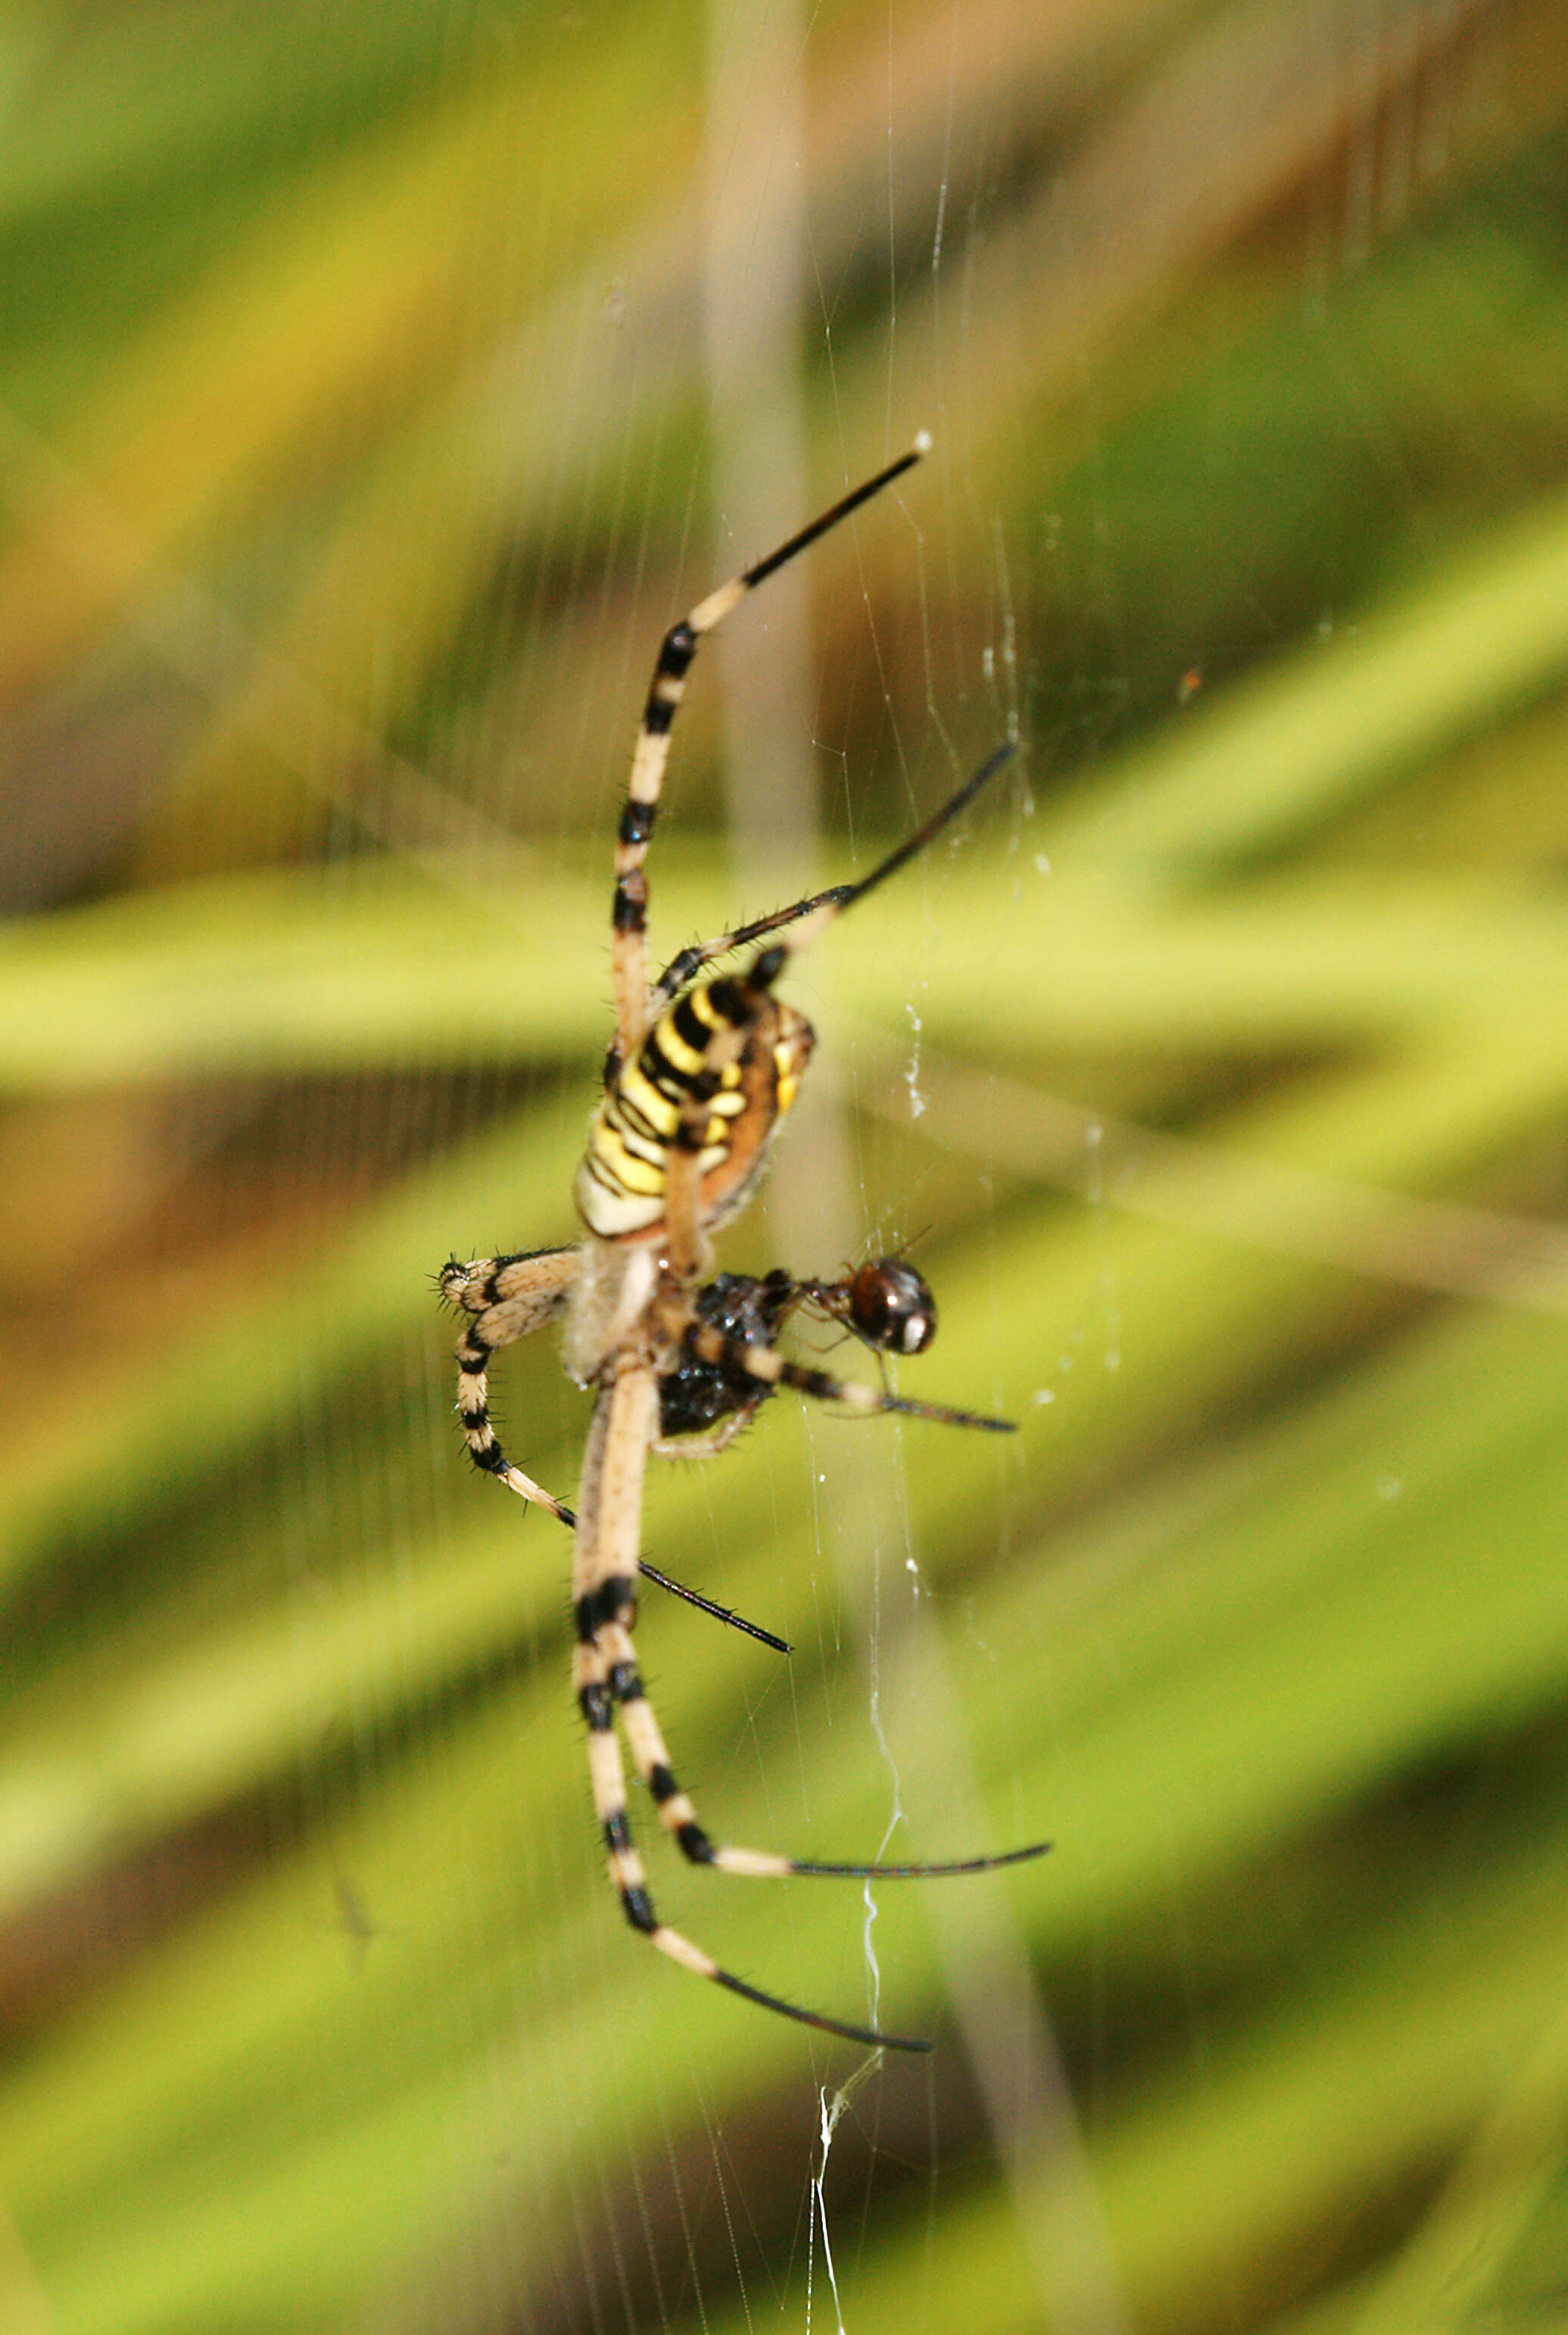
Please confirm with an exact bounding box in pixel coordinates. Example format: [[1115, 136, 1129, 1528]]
[[574, 979, 812, 1241]]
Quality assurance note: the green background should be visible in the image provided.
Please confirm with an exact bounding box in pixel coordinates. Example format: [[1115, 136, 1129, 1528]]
[[1, 2, 1566, 2330]]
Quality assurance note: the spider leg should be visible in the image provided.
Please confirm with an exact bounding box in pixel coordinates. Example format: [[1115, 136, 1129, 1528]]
[[440, 1247, 581, 1510], [604, 1610, 1047, 1888], [646, 885, 853, 1033], [731, 740, 1018, 986], [609, 441, 930, 1074], [678, 1317, 1016, 1434], [634, 1560, 790, 1654], [441, 1249, 788, 1651], [580, 1610, 927, 2049], [572, 1371, 882, 2039], [572, 1370, 1047, 2049], [649, 1414, 756, 1462]]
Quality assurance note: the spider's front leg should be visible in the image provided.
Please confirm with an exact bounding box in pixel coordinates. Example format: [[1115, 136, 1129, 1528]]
[[439, 1245, 581, 1516], [605, 441, 930, 1081], [644, 887, 853, 1037]]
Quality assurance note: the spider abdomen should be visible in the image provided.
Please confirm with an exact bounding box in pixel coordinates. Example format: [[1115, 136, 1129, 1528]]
[[574, 984, 812, 1242]]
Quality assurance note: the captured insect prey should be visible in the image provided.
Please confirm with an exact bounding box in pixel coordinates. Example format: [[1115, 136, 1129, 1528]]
[[438, 439, 1047, 2050]]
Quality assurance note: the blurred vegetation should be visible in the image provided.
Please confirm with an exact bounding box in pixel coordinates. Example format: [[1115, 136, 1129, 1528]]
[[2, 2, 1567, 2332]]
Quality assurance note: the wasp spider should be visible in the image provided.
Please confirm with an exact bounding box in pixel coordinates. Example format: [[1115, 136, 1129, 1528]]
[[439, 441, 1046, 2050]]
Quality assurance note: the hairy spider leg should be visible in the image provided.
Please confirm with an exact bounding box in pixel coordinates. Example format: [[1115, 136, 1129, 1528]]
[[572, 1367, 1049, 2051], [609, 439, 930, 1074], [642, 885, 856, 1040], [441, 1245, 579, 1510], [441, 1246, 790, 1652], [675, 1317, 1015, 1435], [748, 737, 1018, 968]]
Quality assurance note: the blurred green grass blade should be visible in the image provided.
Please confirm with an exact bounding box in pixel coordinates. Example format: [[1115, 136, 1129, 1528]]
[[0, 6, 701, 716], [9, 854, 1568, 1090], [10, 1269, 1568, 2335], [995, 1299, 1568, 1917], [1061, 471, 1568, 871], [0, 1499, 573, 1925], [8, 1002, 1563, 1885], [0, 1089, 587, 1597], [1342, 1993, 1568, 2335], [0, 864, 604, 1090]]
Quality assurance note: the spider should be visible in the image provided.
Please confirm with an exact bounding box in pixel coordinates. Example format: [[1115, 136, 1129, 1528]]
[[439, 441, 1047, 2049]]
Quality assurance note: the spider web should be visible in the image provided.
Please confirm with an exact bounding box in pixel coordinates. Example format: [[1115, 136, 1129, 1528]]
[[2, 5, 1564, 2335]]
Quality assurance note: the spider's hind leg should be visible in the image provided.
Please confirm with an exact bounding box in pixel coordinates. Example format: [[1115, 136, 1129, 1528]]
[[597, 1607, 1047, 2045], [574, 1368, 929, 2047], [574, 1374, 1046, 2047], [575, 1612, 929, 2050], [608, 441, 930, 1075]]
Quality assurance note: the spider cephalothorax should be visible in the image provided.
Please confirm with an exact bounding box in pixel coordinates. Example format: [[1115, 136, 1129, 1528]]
[[439, 442, 1046, 2048]]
